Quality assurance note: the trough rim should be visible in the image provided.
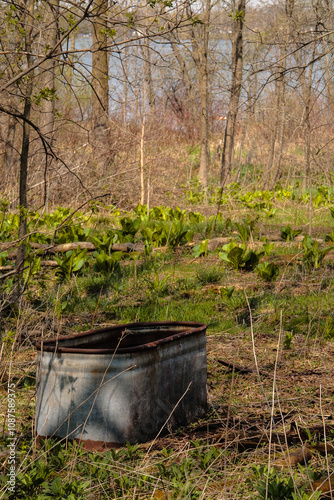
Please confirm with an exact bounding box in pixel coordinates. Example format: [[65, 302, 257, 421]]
[[35, 321, 207, 354]]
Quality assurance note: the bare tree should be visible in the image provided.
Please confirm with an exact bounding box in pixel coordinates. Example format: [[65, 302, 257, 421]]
[[39, 0, 59, 140], [91, 0, 109, 137], [221, 0, 245, 187], [15, 0, 35, 290], [191, 0, 211, 190]]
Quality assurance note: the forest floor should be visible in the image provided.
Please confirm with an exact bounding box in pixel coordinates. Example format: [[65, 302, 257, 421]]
[[1, 193, 334, 499]]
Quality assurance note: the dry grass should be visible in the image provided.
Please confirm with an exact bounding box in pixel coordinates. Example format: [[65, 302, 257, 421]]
[[1, 199, 334, 498]]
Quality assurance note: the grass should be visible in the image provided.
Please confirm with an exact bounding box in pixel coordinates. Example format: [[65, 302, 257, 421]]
[[2, 193, 334, 498]]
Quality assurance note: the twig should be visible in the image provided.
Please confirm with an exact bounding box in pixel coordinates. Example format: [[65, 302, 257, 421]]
[[217, 359, 255, 374], [0, 263, 28, 280]]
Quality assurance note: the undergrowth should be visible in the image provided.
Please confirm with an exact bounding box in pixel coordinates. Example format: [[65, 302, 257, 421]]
[[1, 192, 334, 498]]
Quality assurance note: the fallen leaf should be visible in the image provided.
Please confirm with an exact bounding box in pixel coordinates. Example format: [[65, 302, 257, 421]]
[[312, 476, 334, 495], [150, 489, 170, 500], [273, 446, 313, 468]]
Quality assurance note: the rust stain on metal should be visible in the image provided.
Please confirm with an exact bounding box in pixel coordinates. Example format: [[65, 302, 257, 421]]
[[35, 321, 207, 446]]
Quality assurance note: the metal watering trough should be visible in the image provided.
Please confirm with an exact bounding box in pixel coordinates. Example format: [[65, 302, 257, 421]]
[[35, 321, 207, 449]]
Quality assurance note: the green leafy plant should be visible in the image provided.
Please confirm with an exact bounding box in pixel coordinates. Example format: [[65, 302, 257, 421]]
[[280, 225, 302, 242], [54, 247, 88, 280], [189, 441, 220, 472], [156, 456, 201, 499], [325, 230, 334, 242], [90, 231, 117, 254], [141, 220, 193, 249], [313, 185, 330, 207], [188, 211, 205, 224], [165, 220, 193, 248], [23, 254, 41, 287], [291, 493, 321, 500], [0, 213, 20, 242], [55, 225, 91, 244], [37, 476, 90, 499], [0, 251, 8, 266], [119, 216, 141, 237], [144, 271, 170, 296], [301, 235, 334, 270], [256, 261, 279, 282], [219, 242, 264, 271], [192, 239, 209, 258], [250, 465, 296, 500], [283, 331, 294, 349], [2, 329, 16, 348], [249, 464, 322, 500], [92, 250, 122, 273], [236, 216, 258, 242], [220, 286, 235, 303], [236, 222, 250, 242], [219, 242, 245, 270], [262, 242, 275, 256], [220, 287, 253, 322], [263, 204, 278, 218], [322, 315, 334, 339]]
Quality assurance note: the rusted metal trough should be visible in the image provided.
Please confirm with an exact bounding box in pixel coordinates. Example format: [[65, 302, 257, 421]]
[[35, 321, 207, 449]]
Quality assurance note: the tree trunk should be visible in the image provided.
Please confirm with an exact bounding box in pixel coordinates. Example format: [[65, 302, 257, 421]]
[[264, 0, 293, 189], [265, 46, 287, 190], [140, 116, 145, 204], [40, 0, 59, 140], [122, 44, 128, 126], [1, 101, 17, 185], [142, 37, 155, 113], [91, 0, 109, 137], [221, 0, 245, 187], [15, 0, 35, 295], [190, 0, 211, 190], [168, 32, 196, 137], [198, 0, 210, 191]]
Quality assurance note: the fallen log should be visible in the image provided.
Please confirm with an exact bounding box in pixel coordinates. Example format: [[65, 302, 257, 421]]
[[6, 240, 148, 259], [40, 260, 58, 267], [37, 242, 96, 253]]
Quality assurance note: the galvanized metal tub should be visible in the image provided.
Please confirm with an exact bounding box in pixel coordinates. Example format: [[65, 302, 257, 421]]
[[35, 321, 207, 448]]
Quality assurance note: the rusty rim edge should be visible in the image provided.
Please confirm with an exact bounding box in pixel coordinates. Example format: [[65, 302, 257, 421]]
[[35, 321, 207, 354], [36, 434, 124, 451]]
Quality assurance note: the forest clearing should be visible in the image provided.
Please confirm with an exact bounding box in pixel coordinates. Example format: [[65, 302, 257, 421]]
[[2, 0, 334, 497], [1, 192, 334, 499]]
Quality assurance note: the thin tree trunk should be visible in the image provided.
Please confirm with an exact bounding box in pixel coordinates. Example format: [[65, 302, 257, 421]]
[[142, 38, 155, 113], [198, 0, 210, 191], [122, 44, 128, 126], [1, 30, 21, 186], [270, 84, 286, 188], [263, 49, 280, 190], [236, 121, 246, 182], [1, 102, 17, 184], [140, 117, 145, 205], [91, 0, 109, 136], [40, 0, 59, 139], [300, 62, 315, 193], [168, 32, 196, 135], [266, 0, 293, 189], [221, 0, 245, 187], [15, 0, 34, 294], [268, 46, 287, 189], [190, 0, 211, 190]]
